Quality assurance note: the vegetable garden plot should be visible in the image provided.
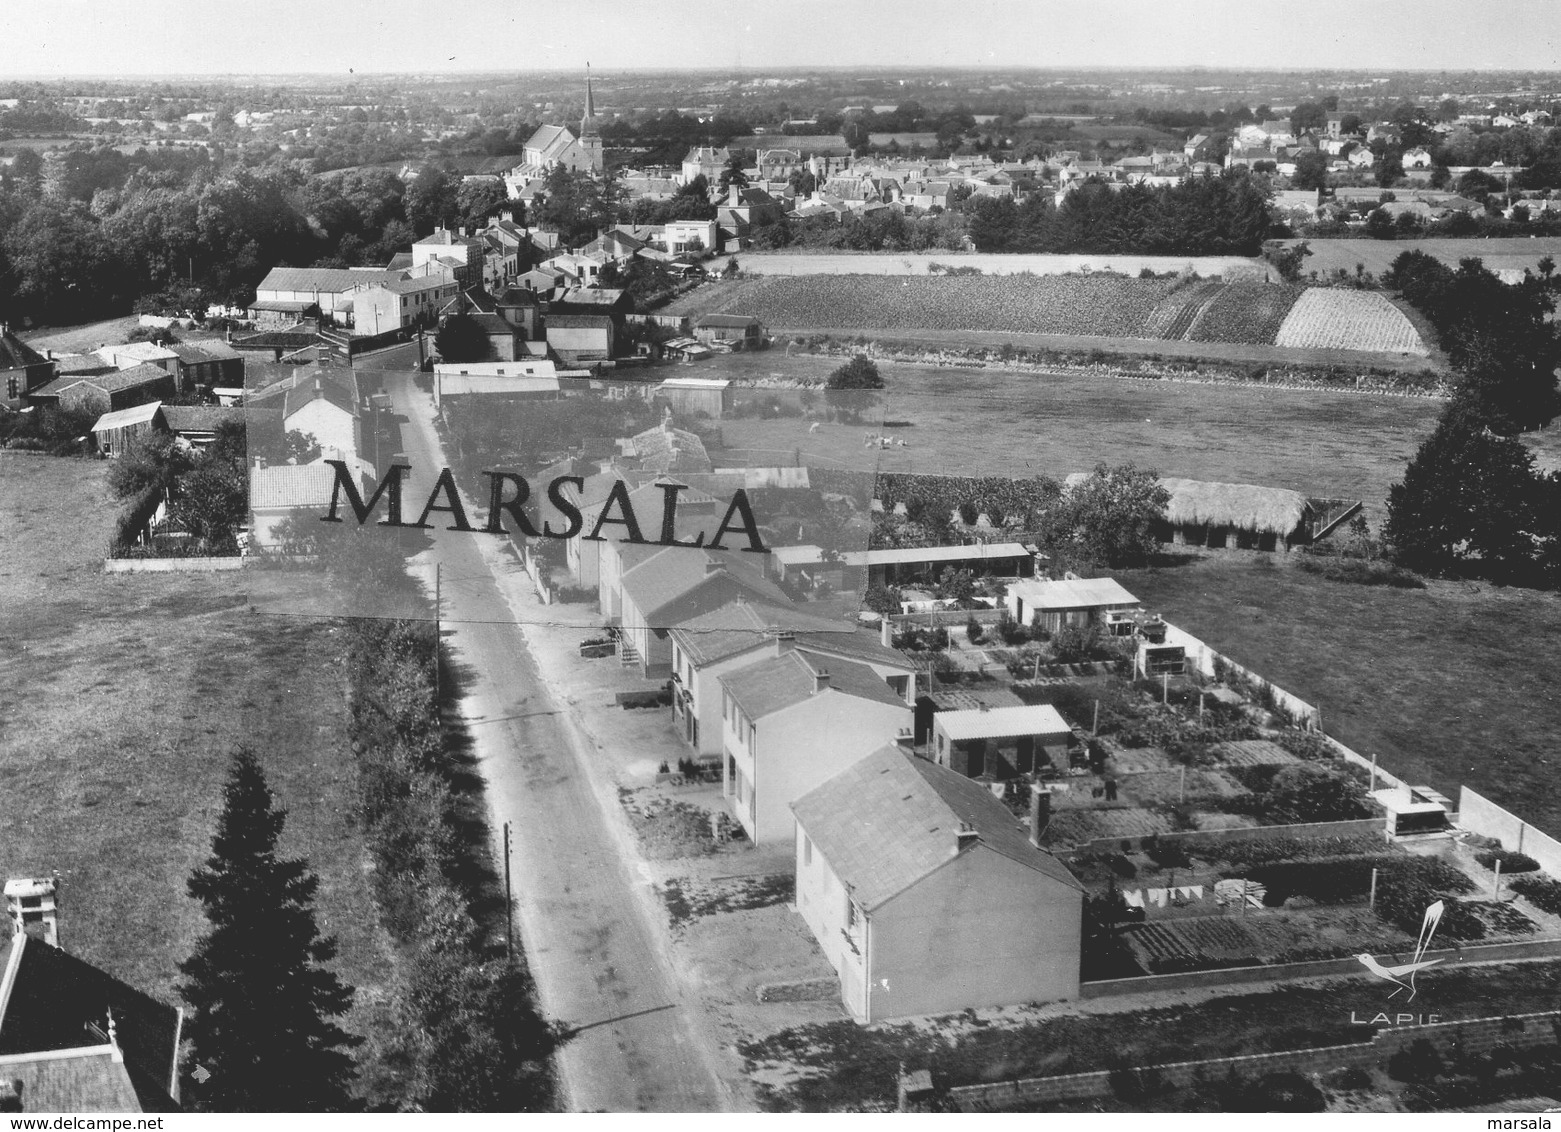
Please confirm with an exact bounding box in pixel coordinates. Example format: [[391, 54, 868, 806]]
[[1185, 283, 1306, 345], [1127, 918, 1262, 966], [1274, 289, 1430, 355], [1047, 807, 1172, 843], [1213, 739, 1303, 768], [1139, 280, 1220, 340]]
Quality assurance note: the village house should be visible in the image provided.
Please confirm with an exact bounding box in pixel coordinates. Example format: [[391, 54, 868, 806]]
[[616, 547, 792, 678], [0, 324, 54, 405], [164, 340, 244, 389], [668, 601, 915, 756], [545, 314, 615, 363], [931, 702, 1075, 779], [0, 886, 183, 1112], [247, 367, 360, 462], [790, 747, 1084, 1022], [1003, 575, 1141, 635], [720, 652, 912, 846], [351, 272, 462, 336], [26, 364, 176, 417], [248, 266, 401, 327], [693, 314, 764, 348]]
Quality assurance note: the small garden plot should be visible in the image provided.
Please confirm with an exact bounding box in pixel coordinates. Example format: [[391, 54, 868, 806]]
[[619, 789, 740, 859], [1047, 807, 1171, 843], [1119, 768, 1250, 806], [1214, 739, 1303, 768], [1103, 746, 1177, 776], [660, 874, 794, 930], [1126, 917, 1263, 973]]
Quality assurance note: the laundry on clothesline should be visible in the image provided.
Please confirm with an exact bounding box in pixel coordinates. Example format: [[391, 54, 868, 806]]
[[1122, 890, 1144, 908]]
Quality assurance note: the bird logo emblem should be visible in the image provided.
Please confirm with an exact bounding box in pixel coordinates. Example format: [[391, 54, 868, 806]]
[[1356, 900, 1445, 1001]]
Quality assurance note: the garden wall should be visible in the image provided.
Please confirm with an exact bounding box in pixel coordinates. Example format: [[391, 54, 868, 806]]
[[1160, 620, 1322, 729], [944, 1010, 1561, 1110], [1081, 937, 1561, 1001], [102, 556, 246, 573], [1073, 817, 1385, 856], [1459, 788, 1561, 878]]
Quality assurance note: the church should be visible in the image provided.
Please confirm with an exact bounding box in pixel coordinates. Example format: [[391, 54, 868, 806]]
[[515, 68, 605, 177]]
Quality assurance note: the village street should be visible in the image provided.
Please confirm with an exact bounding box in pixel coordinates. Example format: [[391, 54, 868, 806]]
[[380, 370, 749, 1112]]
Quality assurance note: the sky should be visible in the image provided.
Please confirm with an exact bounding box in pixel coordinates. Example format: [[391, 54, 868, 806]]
[[7, 0, 1561, 76]]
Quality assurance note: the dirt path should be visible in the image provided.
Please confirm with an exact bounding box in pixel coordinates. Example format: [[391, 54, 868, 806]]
[[385, 372, 749, 1112]]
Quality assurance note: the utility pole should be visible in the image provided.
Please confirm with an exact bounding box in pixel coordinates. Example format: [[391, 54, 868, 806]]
[[503, 821, 514, 962]]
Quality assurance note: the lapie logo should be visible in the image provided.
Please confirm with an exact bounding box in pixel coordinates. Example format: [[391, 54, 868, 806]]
[[1355, 899, 1445, 1002]]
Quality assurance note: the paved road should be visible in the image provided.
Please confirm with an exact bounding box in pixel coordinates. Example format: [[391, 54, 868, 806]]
[[381, 371, 741, 1112]]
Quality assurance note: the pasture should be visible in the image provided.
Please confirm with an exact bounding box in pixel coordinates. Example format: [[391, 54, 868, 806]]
[[0, 456, 392, 1015], [1116, 555, 1561, 835], [704, 352, 1441, 515]]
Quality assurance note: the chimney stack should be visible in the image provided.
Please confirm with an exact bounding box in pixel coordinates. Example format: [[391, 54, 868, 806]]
[[1029, 785, 1052, 847], [5, 877, 59, 948], [956, 821, 980, 851], [813, 666, 830, 693]]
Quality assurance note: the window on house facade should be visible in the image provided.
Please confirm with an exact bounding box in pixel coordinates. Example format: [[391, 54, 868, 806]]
[[803, 836, 812, 866]]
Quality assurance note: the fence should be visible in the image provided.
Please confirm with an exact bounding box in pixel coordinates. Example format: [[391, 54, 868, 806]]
[[945, 1009, 1561, 1110], [103, 556, 246, 574], [515, 540, 554, 605], [1459, 787, 1561, 877], [1159, 619, 1322, 729]]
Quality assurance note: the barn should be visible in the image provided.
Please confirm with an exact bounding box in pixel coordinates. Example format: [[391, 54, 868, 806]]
[[1156, 478, 1315, 551]]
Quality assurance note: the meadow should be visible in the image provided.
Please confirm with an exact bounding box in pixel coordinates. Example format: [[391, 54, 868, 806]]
[[0, 456, 391, 1015], [1278, 236, 1561, 280], [706, 352, 1443, 517]]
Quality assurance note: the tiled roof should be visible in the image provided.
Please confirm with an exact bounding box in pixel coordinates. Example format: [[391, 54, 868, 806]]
[[32, 364, 172, 399], [791, 747, 1082, 911], [282, 372, 357, 420], [249, 464, 340, 509], [166, 339, 241, 364], [620, 546, 787, 620], [545, 314, 614, 329], [720, 649, 904, 722], [157, 405, 280, 435], [695, 314, 760, 329], [256, 266, 400, 294], [793, 627, 912, 671], [670, 600, 844, 665], [96, 342, 178, 366], [0, 330, 49, 371], [0, 1048, 142, 1112], [0, 933, 181, 1112], [51, 353, 114, 376]]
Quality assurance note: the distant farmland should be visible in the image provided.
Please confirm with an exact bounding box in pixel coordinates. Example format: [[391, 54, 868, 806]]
[[1279, 236, 1561, 280]]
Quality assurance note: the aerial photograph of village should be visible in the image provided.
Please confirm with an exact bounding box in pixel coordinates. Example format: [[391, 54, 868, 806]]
[[3, 0, 1561, 1120]]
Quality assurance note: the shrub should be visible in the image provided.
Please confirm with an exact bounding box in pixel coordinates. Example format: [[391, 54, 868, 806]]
[[1388, 1039, 1445, 1084], [1143, 837, 1191, 870], [1509, 874, 1561, 915], [965, 617, 983, 644], [1474, 849, 1540, 873]]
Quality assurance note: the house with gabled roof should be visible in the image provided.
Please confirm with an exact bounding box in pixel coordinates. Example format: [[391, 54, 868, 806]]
[[720, 652, 912, 846], [0, 927, 182, 1112], [26, 364, 177, 417], [669, 601, 914, 755], [791, 747, 1084, 1022], [0, 324, 55, 406]]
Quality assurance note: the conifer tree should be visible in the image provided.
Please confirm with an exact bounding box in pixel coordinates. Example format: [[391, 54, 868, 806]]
[[179, 748, 360, 1112]]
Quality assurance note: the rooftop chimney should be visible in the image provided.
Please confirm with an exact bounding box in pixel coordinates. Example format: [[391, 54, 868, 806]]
[[813, 666, 831, 693], [0, 1079, 22, 1114], [5, 877, 59, 948], [1029, 785, 1052, 847], [956, 821, 980, 850], [880, 615, 893, 649]]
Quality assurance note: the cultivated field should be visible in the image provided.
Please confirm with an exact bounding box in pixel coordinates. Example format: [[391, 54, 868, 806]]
[[1278, 236, 1561, 280], [679, 275, 1431, 359], [1116, 555, 1561, 834], [1274, 289, 1428, 355], [705, 352, 1442, 514], [0, 456, 392, 1015]]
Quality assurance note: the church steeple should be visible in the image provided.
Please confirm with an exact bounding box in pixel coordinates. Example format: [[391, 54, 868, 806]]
[[581, 63, 598, 137]]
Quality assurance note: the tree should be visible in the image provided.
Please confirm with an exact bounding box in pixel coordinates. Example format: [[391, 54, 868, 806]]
[[1289, 102, 1328, 134], [1385, 410, 1543, 579], [1041, 463, 1170, 569], [435, 314, 491, 362], [1365, 207, 1396, 239], [455, 179, 507, 231], [169, 458, 248, 551], [107, 430, 191, 498], [716, 154, 749, 194], [179, 748, 359, 1111], [405, 166, 458, 234], [1291, 150, 1329, 191], [826, 354, 883, 389]]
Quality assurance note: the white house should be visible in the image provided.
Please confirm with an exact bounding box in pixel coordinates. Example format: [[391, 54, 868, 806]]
[[719, 650, 911, 845], [791, 746, 1084, 1022]]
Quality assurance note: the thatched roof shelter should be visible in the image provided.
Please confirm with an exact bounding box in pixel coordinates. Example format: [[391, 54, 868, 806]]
[[1157, 477, 1310, 538]]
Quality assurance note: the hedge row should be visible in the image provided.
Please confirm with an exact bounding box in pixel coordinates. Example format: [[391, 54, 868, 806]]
[[343, 618, 560, 1111]]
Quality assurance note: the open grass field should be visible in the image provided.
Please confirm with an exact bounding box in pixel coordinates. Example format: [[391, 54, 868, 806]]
[[1115, 555, 1561, 834], [0, 456, 393, 1019], [716, 252, 1272, 278], [704, 352, 1443, 515], [21, 315, 142, 353], [1279, 237, 1561, 280]]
